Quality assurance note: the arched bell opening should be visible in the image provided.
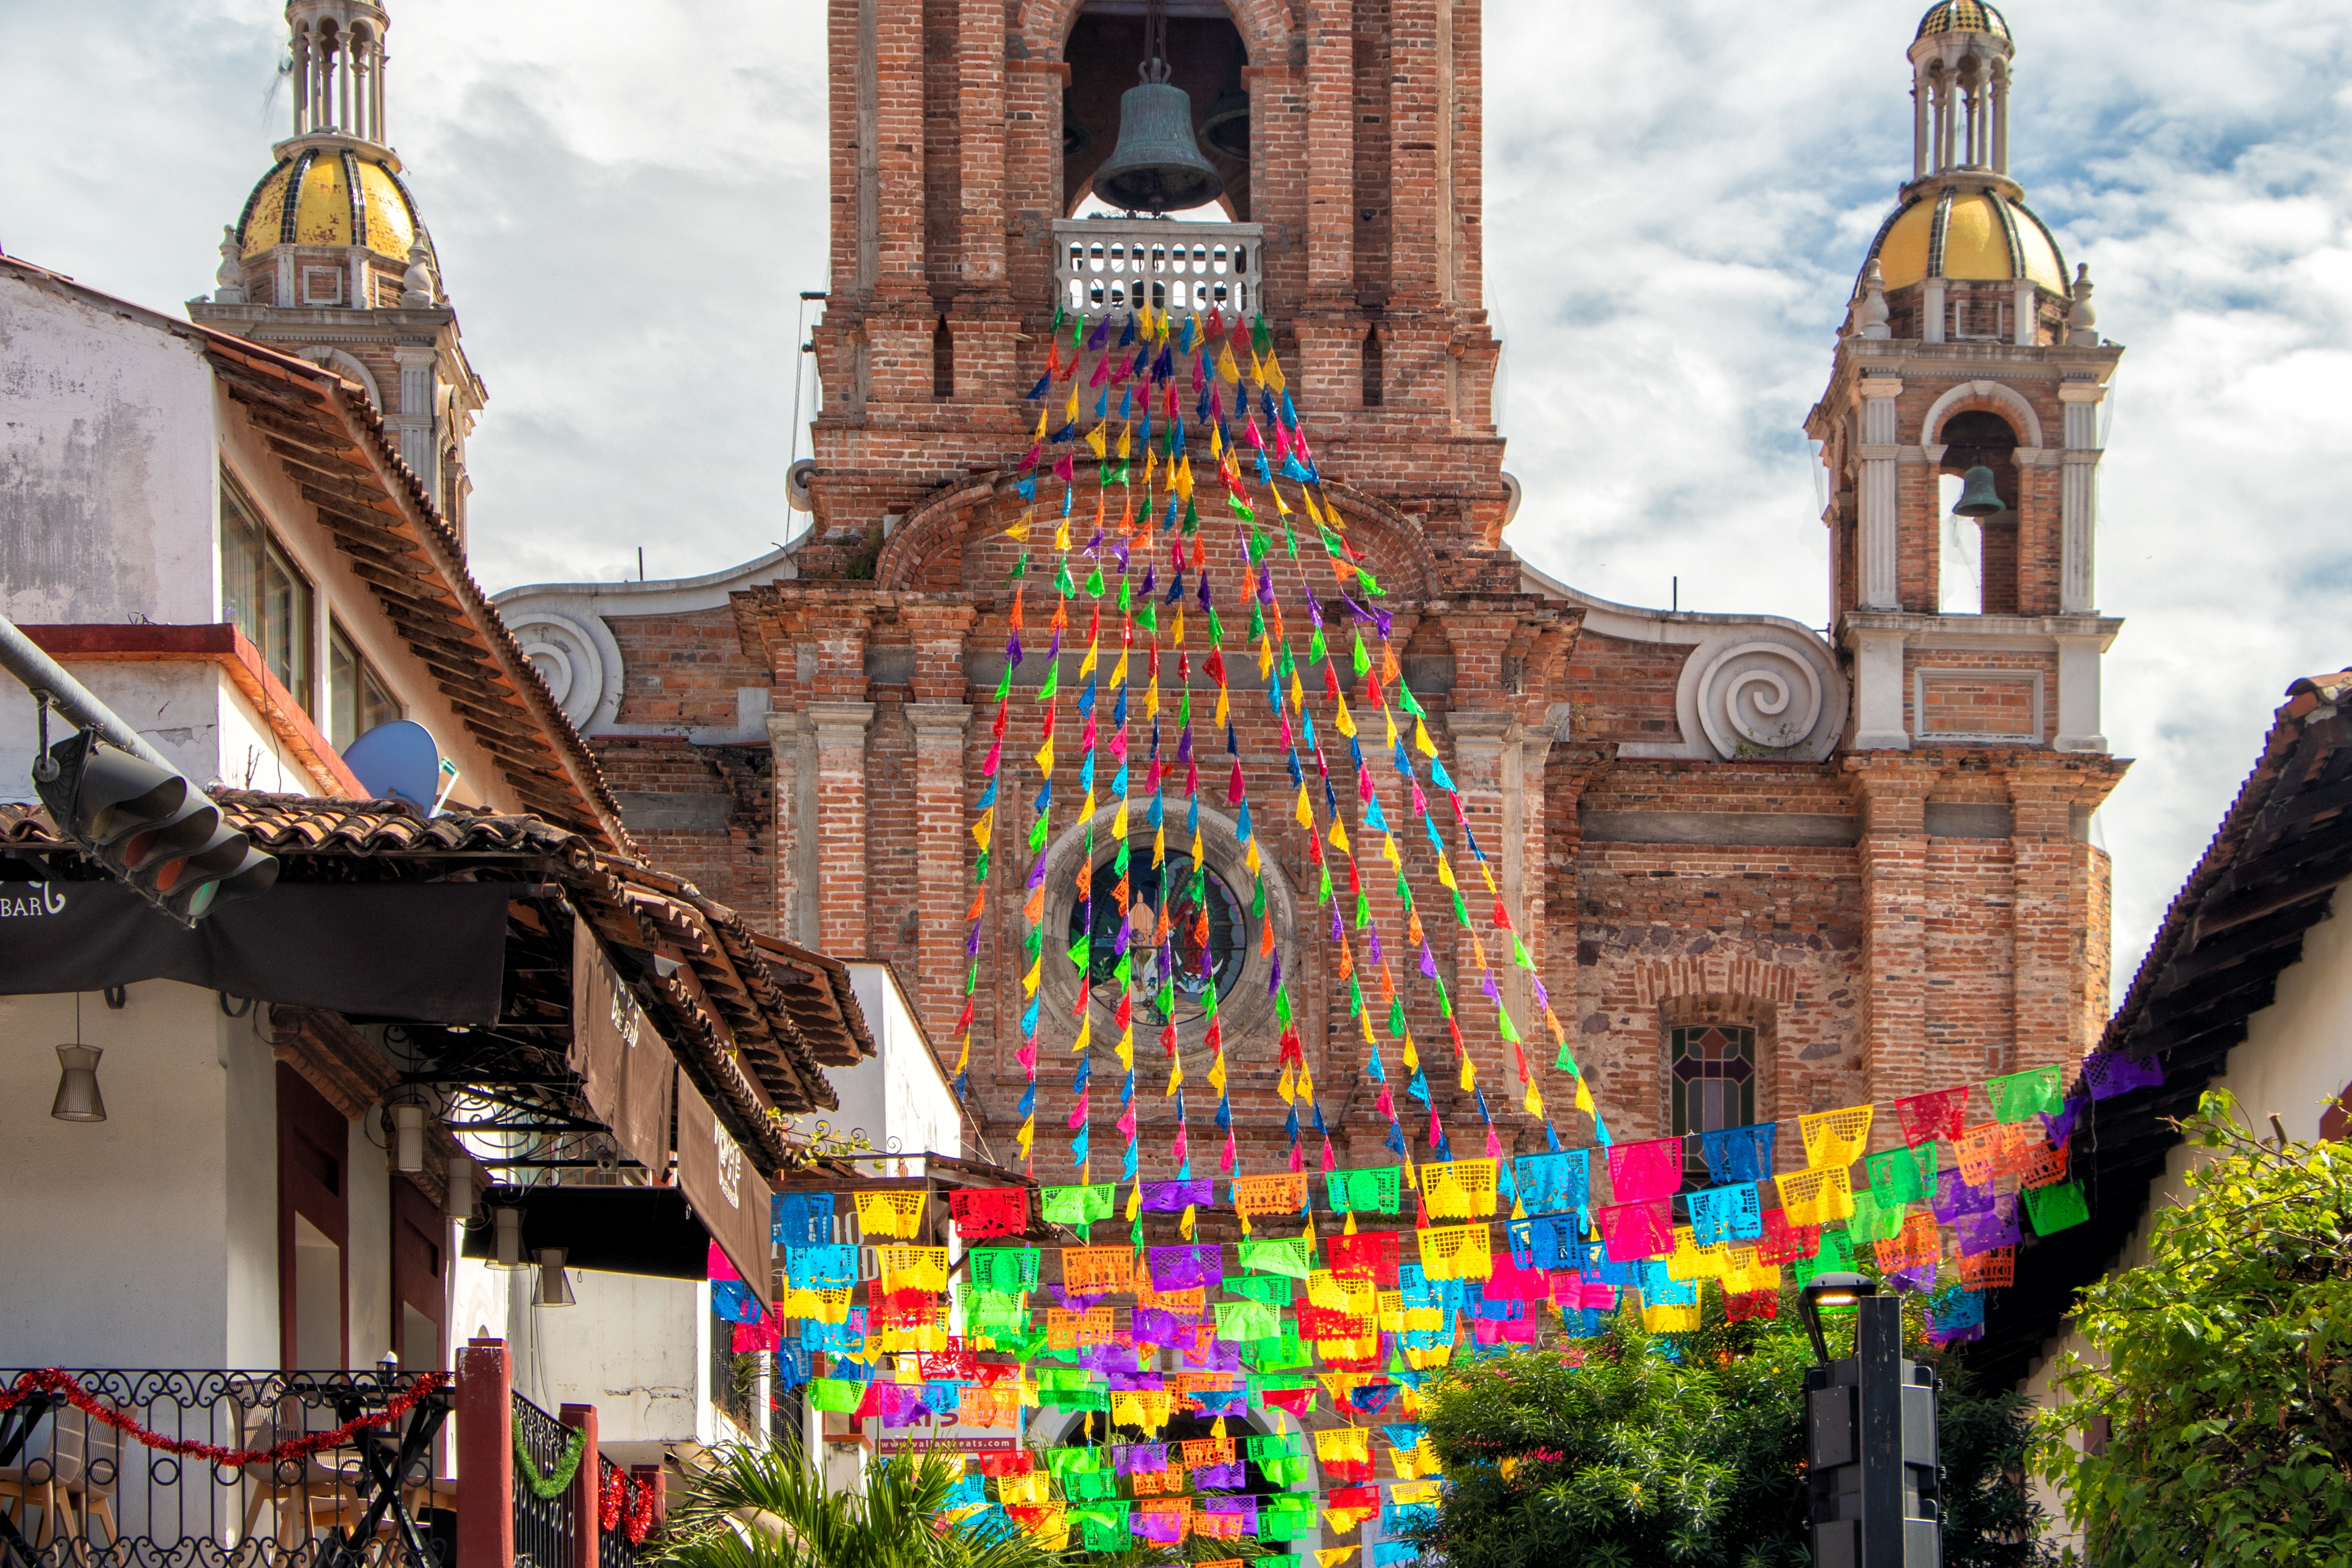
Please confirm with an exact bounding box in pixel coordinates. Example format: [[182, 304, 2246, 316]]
[[1935, 408, 2020, 616], [1062, 1, 1251, 221]]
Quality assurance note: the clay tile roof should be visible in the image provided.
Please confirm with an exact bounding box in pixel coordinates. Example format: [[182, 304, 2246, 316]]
[[0, 788, 875, 1163], [1973, 668, 2352, 1387], [208, 790, 595, 859], [0, 256, 630, 851]]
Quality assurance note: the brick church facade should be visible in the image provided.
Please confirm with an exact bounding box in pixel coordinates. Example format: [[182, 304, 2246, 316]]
[[487, 0, 2128, 1182]]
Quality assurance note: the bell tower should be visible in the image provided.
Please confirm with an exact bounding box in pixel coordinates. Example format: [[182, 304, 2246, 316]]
[[1807, 0, 2122, 754], [190, 0, 485, 542], [802, 0, 1507, 564]]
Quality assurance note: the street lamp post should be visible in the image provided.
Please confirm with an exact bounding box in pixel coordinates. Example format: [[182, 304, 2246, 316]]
[[1799, 1273, 1943, 1568]]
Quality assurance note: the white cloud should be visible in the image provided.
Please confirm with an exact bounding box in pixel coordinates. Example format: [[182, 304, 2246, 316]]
[[4, 0, 2347, 992]]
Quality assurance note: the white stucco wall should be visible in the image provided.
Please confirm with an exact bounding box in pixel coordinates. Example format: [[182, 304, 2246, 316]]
[[0, 272, 219, 628], [0, 979, 279, 1368], [2022, 894, 2352, 1540], [346, 1107, 394, 1367], [449, 1236, 723, 1461], [838, 962, 961, 1163], [0, 265, 526, 817]]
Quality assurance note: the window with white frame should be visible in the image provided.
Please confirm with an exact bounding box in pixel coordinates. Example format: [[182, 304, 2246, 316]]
[[328, 622, 402, 750], [220, 473, 314, 714]]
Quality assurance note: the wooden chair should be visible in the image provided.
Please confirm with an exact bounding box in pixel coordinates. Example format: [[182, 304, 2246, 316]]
[[0, 1399, 120, 1551]]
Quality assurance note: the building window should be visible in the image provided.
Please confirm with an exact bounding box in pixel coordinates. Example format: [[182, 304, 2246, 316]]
[[328, 623, 402, 750], [1669, 1024, 1757, 1183], [1068, 857, 1246, 1023], [221, 475, 314, 713], [709, 1300, 761, 1435]]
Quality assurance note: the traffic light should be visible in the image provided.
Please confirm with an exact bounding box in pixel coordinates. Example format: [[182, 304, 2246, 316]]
[[33, 729, 278, 923], [1805, 1288, 1942, 1568]]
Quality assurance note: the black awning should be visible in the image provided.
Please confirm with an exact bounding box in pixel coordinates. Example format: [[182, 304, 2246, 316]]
[[462, 1185, 712, 1280], [0, 881, 511, 1023]]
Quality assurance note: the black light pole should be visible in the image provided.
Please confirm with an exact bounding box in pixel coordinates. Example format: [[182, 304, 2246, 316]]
[[1799, 1273, 1941, 1568]]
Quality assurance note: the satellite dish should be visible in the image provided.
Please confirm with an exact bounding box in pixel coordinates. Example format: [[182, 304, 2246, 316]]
[[343, 720, 443, 812]]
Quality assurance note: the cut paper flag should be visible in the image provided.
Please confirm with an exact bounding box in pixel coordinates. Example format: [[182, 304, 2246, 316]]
[[2083, 1049, 2164, 1101], [1041, 1183, 1117, 1228], [1420, 1159, 1500, 1218], [1988, 1064, 2065, 1122], [1799, 1105, 1874, 1169], [1326, 1166, 1403, 1216], [948, 1186, 1029, 1239], [1776, 1162, 1857, 1227], [1415, 1223, 1496, 1281], [1686, 1182, 1764, 1246], [1597, 1198, 1674, 1261], [854, 1189, 928, 1239], [1864, 1142, 1937, 1205], [1604, 1137, 1683, 1204], [1895, 1086, 1969, 1146], [1513, 1150, 1590, 1217], [1699, 1123, 1776, 1184], [2024, 1179, 2089, 1235]]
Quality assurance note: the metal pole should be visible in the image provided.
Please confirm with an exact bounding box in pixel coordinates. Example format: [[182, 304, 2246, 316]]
[[1857, 1295, 1906, 1566], [0, 612, 175, 771]]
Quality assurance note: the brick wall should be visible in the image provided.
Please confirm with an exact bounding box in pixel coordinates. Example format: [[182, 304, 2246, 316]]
[[557, 0, 2134, 1187]]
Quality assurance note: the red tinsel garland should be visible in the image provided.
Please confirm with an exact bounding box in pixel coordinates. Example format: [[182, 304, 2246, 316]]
[[598, 1461, 656, 1544], [0, 1369, 451, 1469]]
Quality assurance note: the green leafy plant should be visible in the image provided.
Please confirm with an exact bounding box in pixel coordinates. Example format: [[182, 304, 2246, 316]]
[[1408, 1310, 1813, 1568], [655, 1440, 1060, 1568], [2031, 1091, 2352, 1566], [1409, 1295, 2053, 1568], [1938, 1381, 2057, 1568]]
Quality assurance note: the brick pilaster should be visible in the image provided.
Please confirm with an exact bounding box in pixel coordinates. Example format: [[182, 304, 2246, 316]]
[[2008, 754, 2127, 1073], [810, 701, 879, 955], [872, 0, 927, 303], [1848, 757, 1938, 1139], [910, 703, 977, 1045]]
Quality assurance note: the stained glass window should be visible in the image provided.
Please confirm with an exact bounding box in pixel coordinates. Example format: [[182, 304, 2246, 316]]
[[1067, 857, 1244, 1021], [1669, 1025, 1757, 1184]]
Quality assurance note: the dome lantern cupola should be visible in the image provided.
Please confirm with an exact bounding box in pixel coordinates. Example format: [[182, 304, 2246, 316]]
[[1852, 1, 2068, 346], [288, 0, 392, 148], [1909, 0, 2015, 192], [192, 0, 485, 540]]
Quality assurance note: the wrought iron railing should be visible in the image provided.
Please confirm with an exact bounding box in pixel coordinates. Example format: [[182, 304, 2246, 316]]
[[508, 1394, 577, 1568], [1052, 218, 1262, 320], [0, 1367, 451, 1568]]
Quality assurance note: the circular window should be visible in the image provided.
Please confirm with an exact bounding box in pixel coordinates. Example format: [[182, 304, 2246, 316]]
[[1067, 856, 1246, 1021]]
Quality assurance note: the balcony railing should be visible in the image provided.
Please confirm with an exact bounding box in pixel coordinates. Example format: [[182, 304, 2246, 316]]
[[0, 1368, 451, 1568], [509, 1395, 576, 1568], [1053, 219, 1262, 320]]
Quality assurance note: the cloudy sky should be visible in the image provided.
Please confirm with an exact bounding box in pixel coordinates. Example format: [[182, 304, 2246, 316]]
[[5, 0, 2349, 992]]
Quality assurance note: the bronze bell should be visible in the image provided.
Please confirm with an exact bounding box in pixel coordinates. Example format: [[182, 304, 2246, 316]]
[[1199, 59, 1249, 161], [1951, 462, 2006, 517], [1093, 59, 1225, 214]]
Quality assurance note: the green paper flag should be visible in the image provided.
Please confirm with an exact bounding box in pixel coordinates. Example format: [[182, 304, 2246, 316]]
[[1988, 1065, 2064, 1123], [2025, 1179, 2089, 1235], [1865, 1142, 1938, 1204]]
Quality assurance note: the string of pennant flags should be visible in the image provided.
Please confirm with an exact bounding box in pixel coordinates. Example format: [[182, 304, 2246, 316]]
[[741, 302, 2158, 1563], [730, 1052, 2139, 1557], [956, 301, 1598, 1209]]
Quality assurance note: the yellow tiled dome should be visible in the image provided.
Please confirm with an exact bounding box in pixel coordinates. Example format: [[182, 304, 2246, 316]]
[[1869, 188, 2064, 292], [236, 146, 424, 261], [1916, 0, 2010, 40]]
